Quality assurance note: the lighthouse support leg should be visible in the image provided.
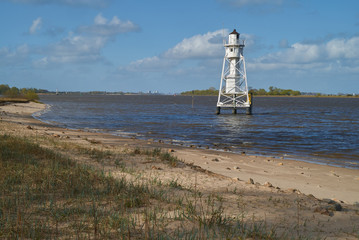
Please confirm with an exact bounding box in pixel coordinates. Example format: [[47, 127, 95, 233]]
[[216, 107, 221, 115], [246, 107, 252, 115]]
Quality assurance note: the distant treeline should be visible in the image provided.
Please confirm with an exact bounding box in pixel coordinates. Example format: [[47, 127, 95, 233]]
[[249, 86, 301, 96], [180, 86, 301, 96], [181, 87, 218, 96], [0, 84, 42, 101]]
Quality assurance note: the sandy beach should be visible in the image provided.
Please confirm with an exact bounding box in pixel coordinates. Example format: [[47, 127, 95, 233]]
[[1, 101, 359, 239]]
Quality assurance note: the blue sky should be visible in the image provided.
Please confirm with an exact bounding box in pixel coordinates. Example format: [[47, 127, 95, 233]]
[[1, 0, 359, 94]]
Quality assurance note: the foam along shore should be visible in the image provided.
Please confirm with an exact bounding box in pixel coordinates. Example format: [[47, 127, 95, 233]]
[[1, 102, 359, 238]]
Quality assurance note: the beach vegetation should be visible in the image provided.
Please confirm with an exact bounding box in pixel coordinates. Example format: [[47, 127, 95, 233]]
[[0, 84, 39, 101], [0, 84, 11, 95], [130, 147, 181, 167], [21, 88, 39, 101], [0, 133, 284, 239], [3, 86, 20, 98]]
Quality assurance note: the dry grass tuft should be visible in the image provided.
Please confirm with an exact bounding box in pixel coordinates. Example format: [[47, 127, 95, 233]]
[[0, 134, 284, 239]]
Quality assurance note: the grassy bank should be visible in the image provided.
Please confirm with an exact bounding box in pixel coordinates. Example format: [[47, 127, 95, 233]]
[[0, 134, 282, 239], [0, 98, 29, 104]]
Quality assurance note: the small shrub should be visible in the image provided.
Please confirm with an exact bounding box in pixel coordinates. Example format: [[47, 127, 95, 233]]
[[23, 89, 39, 101], [4, 87, 20, 98]]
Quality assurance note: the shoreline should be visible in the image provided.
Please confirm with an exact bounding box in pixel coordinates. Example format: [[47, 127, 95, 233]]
[[34, 117, 358, 171], [1, 102, 358, 204], [100, 134, 359, 170], [2, 102, 359, 238], [34, 101, 359, 171]]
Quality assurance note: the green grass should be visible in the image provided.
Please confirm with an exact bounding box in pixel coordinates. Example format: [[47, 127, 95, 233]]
[[131, 147, 180, 167], [0, 97, 29, 103], [0, 134, 282, 239], [0, 135, 155, 238]]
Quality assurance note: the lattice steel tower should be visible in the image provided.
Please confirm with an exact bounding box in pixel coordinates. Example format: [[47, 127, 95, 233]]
[[216, 29, 252, 115]]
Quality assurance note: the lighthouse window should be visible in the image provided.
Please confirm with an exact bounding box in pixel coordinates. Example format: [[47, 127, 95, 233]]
[[230, 48, 233, 52]]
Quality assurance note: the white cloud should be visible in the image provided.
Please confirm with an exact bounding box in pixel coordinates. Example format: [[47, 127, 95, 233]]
[[119, 29, 227, 73], [36, 34, 106, 64], [326, 37, 359, 59], [269, 42, 321, 63], [163, 30, 225, 59], [29, 17, 42, 34], [94, 13, 107, 25], [109, 16, 121, 25], [31, 14, 140, 66], [120, 29, 253, 75], [0, 44, 29, 65], [251, 36, 359, 72], [4, 14, 139, 68], [77, 14, 140, 36], [163, 29, 254, 59]]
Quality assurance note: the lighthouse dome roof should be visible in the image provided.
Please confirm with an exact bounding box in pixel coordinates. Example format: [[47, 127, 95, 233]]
[[230, 29, 239, 35]]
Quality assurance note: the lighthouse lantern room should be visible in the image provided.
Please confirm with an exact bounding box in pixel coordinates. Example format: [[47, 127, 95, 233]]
[[216, 29, 252, 115]]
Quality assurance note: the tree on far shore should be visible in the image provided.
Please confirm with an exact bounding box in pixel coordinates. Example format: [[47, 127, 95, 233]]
[[181, 86, 301, 96], [249, 86, 301, 96], [4, 87, 20, 98], [181, 87, 218, 96], [21, 88, 39, 101], [0, 84, 39, 101], [0, 84, 10, 95]]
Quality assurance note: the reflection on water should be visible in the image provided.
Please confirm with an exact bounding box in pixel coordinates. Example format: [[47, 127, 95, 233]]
[[216, 114, 251, 133], [37, 95, 359, 169]]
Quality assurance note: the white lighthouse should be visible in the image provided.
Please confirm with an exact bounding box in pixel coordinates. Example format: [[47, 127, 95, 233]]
[[216, 29, 252, 114]]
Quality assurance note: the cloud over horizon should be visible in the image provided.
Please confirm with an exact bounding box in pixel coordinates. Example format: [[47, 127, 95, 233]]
[[0, 44, 29, 66], [38, 34, 106, 64], [1, 0, 358, 94], [116, 29, 359, 93], [122, 29, 256, 74], [119, 29, 228, 75], [77, 13, 140, 36], [28, 14, 140, 66], [251, 36, 359, 72], [1, 13, 141, 70], [163, 30, 225, 59]]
